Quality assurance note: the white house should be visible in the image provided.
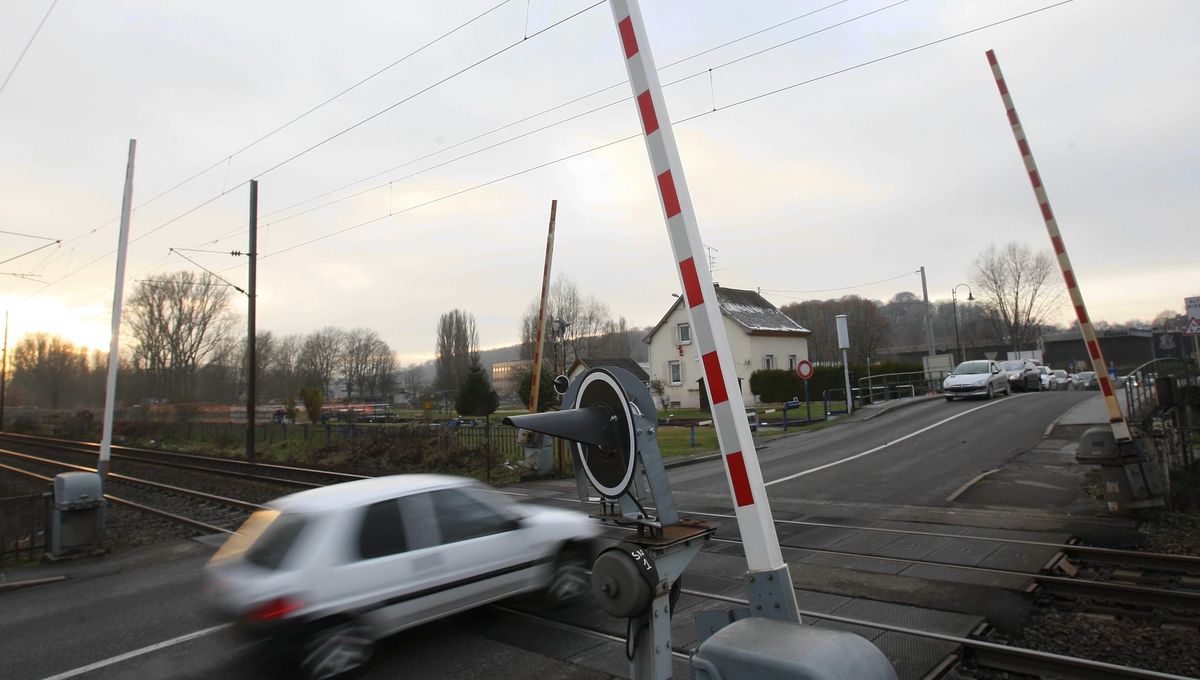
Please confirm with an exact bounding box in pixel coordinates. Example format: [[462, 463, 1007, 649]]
[[644, 286, 811, 409]]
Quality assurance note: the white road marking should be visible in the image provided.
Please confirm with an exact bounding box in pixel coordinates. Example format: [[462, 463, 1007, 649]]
[[765, 394, 1028, 486], [39, 624, 230, 680]]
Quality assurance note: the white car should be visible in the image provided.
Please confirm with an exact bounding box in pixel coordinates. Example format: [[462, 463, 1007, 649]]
[[205, 475, 601, 679], [943, 359, 1010, 400]]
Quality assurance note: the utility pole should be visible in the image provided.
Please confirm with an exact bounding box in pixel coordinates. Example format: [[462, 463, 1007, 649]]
[[528, 200, 557, 414], [920, 266, 935, 356], [246, 180, 258, 463], [99, 140, 137, 487]]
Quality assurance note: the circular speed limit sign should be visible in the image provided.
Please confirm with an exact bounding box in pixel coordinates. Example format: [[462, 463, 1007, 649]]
[[795, 359, 814, 381]]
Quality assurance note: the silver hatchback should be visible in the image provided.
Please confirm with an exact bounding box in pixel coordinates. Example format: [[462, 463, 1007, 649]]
[[943, 360, 1010, 400], [205, 474, 601, 679]]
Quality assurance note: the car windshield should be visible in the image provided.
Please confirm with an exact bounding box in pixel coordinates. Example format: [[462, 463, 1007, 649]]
[[999, 361, 1026, 370], [1053, 370, 1067, 377], [1079, 372, 1095, 379], [211, 510, 308, 571], [952, 361, 991, 375]]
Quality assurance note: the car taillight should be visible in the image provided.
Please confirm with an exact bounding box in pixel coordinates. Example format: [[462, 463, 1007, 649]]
[[248, 596, 304, 622]]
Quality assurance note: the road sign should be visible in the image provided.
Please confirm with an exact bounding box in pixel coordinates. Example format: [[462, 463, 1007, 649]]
[[1186, 297, 1200, 336], [795, 359, 814, 381]]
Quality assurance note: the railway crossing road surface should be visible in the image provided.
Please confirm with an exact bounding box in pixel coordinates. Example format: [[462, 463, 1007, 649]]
[[0, 391, 1138, 679]]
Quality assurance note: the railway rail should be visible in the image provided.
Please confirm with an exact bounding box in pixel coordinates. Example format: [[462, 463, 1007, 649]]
[[3, 434, 1198, 678]]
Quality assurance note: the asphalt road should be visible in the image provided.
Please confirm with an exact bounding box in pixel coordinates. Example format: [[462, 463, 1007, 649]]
[[1, 389, 1097, 680], [668, 390, 1094, 515]]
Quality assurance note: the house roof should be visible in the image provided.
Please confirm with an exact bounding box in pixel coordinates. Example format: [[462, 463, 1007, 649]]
[[568, 357, 650, 382], [644, 286, 811, 343]]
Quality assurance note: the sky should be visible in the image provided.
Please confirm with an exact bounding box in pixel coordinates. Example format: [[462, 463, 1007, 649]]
[[1, 0, 1196, 364]]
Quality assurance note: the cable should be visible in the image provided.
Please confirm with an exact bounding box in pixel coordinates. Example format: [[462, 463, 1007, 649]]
[[762, 271, 919, 295], [169, 250, 246, 295], [27, 0, 516, 275], [246, 0, 1073, 264], [199, 0, 901, 245], [0, 0, 59, 98], [248, 1, 605, 182], [0, 240, 60, 268]]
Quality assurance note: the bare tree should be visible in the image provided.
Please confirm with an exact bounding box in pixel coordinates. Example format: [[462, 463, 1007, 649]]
[[126, 271, 235, 403], [10, 333, 87, 409], [781, 297, 887, 365], [435, 310, 478, 392], [298, 327, 345, 398], [971, 242, 1064, 352], [398, 363, 427, 403], [519, 276, 627, 372], [267, 334, 303, 402], [341, 329, 395, 400]]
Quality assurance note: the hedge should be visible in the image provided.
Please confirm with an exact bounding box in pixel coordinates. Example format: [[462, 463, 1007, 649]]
[[749, 362, 922, 402]]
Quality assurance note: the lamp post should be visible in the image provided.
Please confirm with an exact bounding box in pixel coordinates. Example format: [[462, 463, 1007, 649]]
[[952, 284, 974, 363]]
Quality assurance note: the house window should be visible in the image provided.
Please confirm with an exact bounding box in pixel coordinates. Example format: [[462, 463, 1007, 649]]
[[677, 323, 691, 344], [763, 354, 776, 370], [788, 354, 798, 371], [668, 360, 682, 385]]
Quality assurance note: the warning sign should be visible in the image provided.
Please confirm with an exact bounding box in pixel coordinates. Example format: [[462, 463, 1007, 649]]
[[1186, 297, 1200, 336]]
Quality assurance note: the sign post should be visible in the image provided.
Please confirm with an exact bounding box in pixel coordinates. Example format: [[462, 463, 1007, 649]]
[[796, 359, 814, 424], [1185, 296, 1200, 370], [836, 315, 852, 414]]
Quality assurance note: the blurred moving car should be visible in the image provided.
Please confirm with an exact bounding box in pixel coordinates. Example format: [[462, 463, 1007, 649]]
[[999, 359, 1041, 392], [1076, 371, 1099, 390], [205, 475, 601, 679], [943, 359, 1010, 400], [1051, 369, 1069, 391]]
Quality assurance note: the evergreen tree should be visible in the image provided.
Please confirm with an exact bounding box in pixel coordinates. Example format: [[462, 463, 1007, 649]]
[[455, 357, 499, 417]]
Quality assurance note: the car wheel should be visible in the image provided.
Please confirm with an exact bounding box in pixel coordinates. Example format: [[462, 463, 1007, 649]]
[[1005, 382, 1011, 396], [945, 396, 954, 402], [300, 620, 374, 680], [986, 384, 994, 400], [544, 546, 591, 607]]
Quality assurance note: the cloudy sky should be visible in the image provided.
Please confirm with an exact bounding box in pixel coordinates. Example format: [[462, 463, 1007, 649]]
[[1, 0, 1196, 364]]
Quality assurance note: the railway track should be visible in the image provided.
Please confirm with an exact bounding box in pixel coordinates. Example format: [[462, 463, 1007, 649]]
[[3, 433, 1197, 677]]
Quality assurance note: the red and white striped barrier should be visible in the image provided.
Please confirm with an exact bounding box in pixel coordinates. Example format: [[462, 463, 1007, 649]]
[[608, 0, 786, 571], [985, 49, 1131, 442]]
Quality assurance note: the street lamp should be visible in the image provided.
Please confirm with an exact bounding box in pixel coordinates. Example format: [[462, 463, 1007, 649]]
[[952, 284, 975, 363]]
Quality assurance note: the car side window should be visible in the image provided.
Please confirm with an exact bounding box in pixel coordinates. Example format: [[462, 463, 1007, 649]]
[[357, 499, 408, 559], [429, 488, 516, 544]]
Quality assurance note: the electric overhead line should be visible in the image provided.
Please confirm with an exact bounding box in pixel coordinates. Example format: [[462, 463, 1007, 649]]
[[199, 0, 900, 245], [234, 0, 1075, 265], [33, 0, 601, 293], [0, 0, 60, 99], [26, 0, 518, 277]]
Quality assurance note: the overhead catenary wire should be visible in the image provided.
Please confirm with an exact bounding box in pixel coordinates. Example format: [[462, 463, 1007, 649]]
[[34, 1, 605, 292], [227, 1, 1075, 264], [200, 0, 910, 244], [0, 0, 60, 99], [25, 0, 517, 277], [168, 249, 246, 296]]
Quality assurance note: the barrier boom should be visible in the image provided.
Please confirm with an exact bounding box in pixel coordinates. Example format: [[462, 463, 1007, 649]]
[[985, 49, 1130, 442], [607, 0, 788, 574]]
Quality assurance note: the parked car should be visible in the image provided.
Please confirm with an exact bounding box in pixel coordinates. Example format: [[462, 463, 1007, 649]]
[[943, 359, 1010, 400], [998, 359, 1041, 392], [1051, 369, 1069, 391], [1038, 365, 1055, 390], [205, 475, 601, 679], [1076, 371, 1099, 390]]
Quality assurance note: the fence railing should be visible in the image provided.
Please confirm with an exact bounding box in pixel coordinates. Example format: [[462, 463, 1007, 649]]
[[1123, 358, 1198, 475], [0, 493, 50, 566], [857, 370, 946, 405]]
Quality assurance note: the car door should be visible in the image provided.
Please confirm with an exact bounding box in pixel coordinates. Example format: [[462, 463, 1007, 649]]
[[421, 487, 544, 616]]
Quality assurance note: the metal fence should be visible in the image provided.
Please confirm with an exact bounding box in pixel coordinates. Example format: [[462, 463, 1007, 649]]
[[856, 370, 947, 405], [0, 493, 50, 566], [1124, 359, 1198, 473]]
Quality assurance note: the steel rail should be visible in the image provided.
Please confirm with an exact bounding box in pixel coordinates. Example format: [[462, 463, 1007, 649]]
[[0, 448, 266, 512], [0, 431, 370, 481], [0, 460, 233, 535], [686, 588, 1193, 680]]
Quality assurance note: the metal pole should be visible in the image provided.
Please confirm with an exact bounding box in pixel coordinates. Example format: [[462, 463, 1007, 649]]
[[842, 348, 853, 415], [607, 0, 792, 582], [953, 289, 961, 364], [0, 311, 8, 430], [985, 49, 1130, 442], [528, 200, 557, 413], [920, 266, 935, 356], [246, 180, 258, 462], [99, 139, 136, 486]]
